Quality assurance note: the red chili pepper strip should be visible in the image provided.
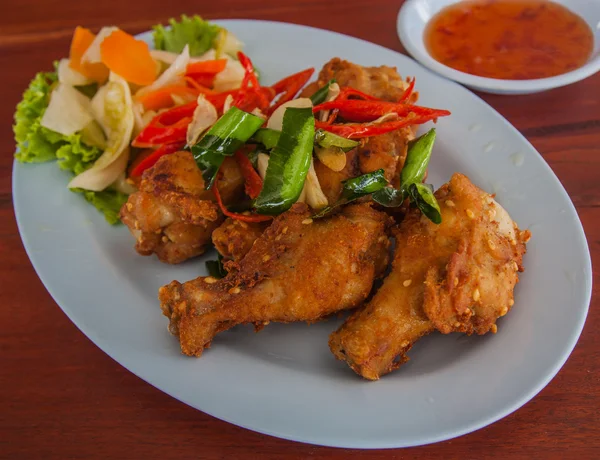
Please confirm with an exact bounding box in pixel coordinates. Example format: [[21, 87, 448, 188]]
[[152, 101, 197, 125], [268, 68, 314, 114], [186, 73, 217, 89], [315, 113, 444, 139], [326, 108, 339, 124], [337, 87, 378, 101], [132, 116, 192, 147], [213, 179, 273, 223], [398, 77, 416, 103], [313, 99, 450, 123], [130, 143, 185, 177], [234, 150, 263, 199]]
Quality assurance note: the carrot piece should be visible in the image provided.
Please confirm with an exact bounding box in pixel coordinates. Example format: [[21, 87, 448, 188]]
[[136, 85, 199, 111], [213, 180, 273, 223], [69, 26, 109, 83], [186, 59, 227, 75], [100, 30, 157, 86]]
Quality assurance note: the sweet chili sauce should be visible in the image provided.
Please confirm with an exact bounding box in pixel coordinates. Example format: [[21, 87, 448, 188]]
[[424, 0, 594, 80]]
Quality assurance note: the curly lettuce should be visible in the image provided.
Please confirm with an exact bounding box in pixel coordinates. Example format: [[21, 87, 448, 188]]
[[153, 15, 221, 56], [13, 70, 127, 224]]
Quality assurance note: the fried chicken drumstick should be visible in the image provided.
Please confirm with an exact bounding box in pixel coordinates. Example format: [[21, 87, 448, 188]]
[[329, 173, 530, 380], [159, 202, 392, 356]]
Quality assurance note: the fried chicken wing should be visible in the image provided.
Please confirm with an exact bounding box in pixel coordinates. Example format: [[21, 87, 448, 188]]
[[120, 151, 244, 264], [159, 202, 392, 356], [211, 217, 269, 262], [329, 173, 530, 380], [302, 58, 416, 200]]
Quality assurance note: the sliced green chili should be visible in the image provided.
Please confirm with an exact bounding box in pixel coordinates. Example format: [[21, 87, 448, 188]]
[[399, 128, 436, 199], [190, 107, 264, 189], [314, 129, 359, 152], [309, 79, 336, 105], [372, 187, 404, 207], [409, 183, 441, 224], [251, 128, 280, 150], [254, 107, 315, 215]]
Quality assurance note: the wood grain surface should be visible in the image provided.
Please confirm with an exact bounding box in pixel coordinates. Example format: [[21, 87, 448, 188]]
[[1, 1, 598, 458]]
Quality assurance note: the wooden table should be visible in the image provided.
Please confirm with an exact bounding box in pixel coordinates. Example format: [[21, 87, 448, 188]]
[[1, 1, 598, 458]]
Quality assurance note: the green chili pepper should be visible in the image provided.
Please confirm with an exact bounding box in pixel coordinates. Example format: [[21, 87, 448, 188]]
[[409, 182, 442, 224], [190, 107, 264, 189], [309, 79, 336, 105], [313, 169, 387, 218], [205, 253, 227, 279], [251, 128, 280, 150], [314, 129, 359, 152], [399, 128, 436, 199], [254, 107, 315, 215]]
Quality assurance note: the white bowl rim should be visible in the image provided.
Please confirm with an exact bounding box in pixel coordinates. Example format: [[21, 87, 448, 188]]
[[397, 0, 600, 92]]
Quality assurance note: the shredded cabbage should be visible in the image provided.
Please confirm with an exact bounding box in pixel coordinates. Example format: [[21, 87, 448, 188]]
[[13, 69, 127, 223]]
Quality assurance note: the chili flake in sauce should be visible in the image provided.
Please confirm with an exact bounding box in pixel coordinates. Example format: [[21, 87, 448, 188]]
[[424, 0, 594, 80]]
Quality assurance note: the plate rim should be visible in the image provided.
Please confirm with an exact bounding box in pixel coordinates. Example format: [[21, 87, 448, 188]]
[[12, 19, 593, 449]]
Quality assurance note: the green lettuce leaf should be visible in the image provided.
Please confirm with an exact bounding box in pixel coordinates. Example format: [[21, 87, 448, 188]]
[[153, 15, 221, 56], [13, 70, 127, 224]]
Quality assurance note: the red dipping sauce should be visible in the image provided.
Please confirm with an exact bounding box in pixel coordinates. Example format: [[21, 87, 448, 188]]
[[424, 0, 594, 80]]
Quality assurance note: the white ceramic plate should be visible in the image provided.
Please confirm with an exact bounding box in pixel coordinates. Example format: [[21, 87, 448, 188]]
[[13, 20, 592, 448], [397, 0, 600, 94]]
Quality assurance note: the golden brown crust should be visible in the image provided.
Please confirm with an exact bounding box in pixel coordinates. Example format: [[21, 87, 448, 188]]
[[120, 151, 244, 264], [211, 218, 269, 262], [329, 173, 530, 380], [159, 202, 393, 356]]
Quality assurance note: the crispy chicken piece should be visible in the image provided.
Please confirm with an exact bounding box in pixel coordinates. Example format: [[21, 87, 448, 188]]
[[329, 173, 530, 380], [159, 202, 392, 356], [211, 217, 269, 262], [120, 151, 244, 264], [302, 58, 416, 200]]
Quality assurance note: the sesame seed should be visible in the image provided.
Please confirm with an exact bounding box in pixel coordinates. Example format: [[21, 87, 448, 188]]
[[488, 209, 496, 219], [401, 341, 410, 347], [454, 277, 459, 287], [134, 220, 140, 230], [454, 321, 461, 328], [512, 261, 519, 271], [282, 226, 288, 234], [262, 255, 270, 262], [403, 279, 412, 287], [378, 236, 387, 243], [508, 299, 514, 306], [263, 321, 270, 326], [161, 236, 169, 243], [238, 222, 248, 229], [126, 202, 133, 211], [445, 200, 455, 207], [155, 228, 162, 234], [488, 239, 496, 250], [351, 263, 358, 273], [500, 306, 508, 316], [490, 324, 498, 334], [473, 289, 480, 301], [275, 234, 282, 241], [302, 218, 313, 225], [204, 277, 217, 284], [230, 287, 241, 294], [466, 209, 475, 219]]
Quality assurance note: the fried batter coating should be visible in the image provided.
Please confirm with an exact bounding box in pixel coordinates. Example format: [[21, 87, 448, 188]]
[[212, 218, 269, 262], [302, 58, 416, 199], [120, 151, 244, 264], [159, 203, 392, 356], [329, 173, 530, 380]]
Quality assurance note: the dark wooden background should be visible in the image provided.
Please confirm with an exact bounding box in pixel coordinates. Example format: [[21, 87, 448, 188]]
[[1, 1, 598, 458]]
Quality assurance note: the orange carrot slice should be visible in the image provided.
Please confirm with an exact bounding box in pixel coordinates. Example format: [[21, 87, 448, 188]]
[[136, 85, 199, 111], [186, 59, 227, 75], [69, 26, 109, 83], [100, 30, 157, 86]]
